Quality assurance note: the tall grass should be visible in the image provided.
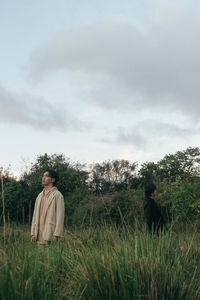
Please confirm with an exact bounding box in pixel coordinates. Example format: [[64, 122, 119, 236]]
[[0, 223, 200, 299]]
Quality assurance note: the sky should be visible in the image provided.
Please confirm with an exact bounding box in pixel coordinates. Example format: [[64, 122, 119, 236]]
[[1, 0, 200, 176]]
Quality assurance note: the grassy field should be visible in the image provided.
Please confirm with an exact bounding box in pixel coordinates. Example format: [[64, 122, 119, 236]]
[[0, 223, 200, 300]]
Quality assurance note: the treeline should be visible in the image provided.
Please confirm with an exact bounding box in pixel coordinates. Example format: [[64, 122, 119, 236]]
[[0, 147, 200, 226]]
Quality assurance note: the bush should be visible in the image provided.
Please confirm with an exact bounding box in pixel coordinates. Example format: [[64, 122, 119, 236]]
[[161, 179, 200, 221], [72, 188, 144, 227]]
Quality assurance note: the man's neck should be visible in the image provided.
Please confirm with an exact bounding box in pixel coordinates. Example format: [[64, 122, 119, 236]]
[[44, 185, 54, 194]]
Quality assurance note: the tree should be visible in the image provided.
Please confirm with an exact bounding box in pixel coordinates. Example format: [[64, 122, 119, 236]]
[[139, 147, 200, 184], [89, 160, 138, 194], [138, 162, 159, 184], [0, 169, 29, 223], [158, 147, 200, 182]]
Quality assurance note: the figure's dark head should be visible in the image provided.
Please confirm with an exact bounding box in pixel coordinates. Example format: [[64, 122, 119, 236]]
[[144, 182, 156, 198], [43, 169, 59, 186]]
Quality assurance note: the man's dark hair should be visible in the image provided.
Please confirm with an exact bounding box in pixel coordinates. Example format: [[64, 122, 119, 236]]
[[44, 169, 59, 186], [144, 182, 156, 198]]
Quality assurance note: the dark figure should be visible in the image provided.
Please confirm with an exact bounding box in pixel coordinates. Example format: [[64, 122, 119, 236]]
[[143, 183, 165, 235]]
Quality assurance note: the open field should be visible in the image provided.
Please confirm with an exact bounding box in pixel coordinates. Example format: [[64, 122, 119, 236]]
[[0, 224, 200, 300]]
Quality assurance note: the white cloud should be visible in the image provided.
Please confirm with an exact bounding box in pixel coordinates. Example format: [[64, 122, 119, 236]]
[[0, 85, 86, 132], [23, 0, 200, 161], [27, 4, 200, 120], [100, 119, 199, 149]]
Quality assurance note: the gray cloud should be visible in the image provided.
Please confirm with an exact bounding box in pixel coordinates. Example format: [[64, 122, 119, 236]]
[[101, 120, 199, 149], [0, 85, 86, 131], [27, 4, 200, 120]]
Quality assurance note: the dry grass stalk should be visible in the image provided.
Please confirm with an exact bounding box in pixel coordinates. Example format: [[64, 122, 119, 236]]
[[1, 170, 6, 241]]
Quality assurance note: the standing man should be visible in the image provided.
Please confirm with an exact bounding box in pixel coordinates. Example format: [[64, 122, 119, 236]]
[[143, 182, 165, 235], [31, 170, 65, 244]]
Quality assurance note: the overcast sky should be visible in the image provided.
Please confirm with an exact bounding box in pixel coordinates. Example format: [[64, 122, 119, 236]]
[[1, 0, 200, 175]]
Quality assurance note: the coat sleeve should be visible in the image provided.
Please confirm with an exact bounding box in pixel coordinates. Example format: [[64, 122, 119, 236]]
[[53, 193, 65, 237], [31, 197, 38, 236]]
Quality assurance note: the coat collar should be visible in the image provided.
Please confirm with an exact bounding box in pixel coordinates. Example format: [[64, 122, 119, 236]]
[[43, 186, 57, 196], [42, 187, 58, 217]]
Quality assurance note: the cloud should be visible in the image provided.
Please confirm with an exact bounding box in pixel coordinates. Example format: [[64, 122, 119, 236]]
[[100, 119, 199, 149], [0, 85, 86, 132], [27, 2, 200, 121]]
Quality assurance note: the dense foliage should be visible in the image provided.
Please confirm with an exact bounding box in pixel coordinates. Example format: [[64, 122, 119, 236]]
[[0, 147, 200, 226]]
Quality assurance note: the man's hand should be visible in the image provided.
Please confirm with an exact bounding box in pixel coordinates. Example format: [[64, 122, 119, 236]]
[[31, 235, 36, 243], [53, 235, 59, 242]]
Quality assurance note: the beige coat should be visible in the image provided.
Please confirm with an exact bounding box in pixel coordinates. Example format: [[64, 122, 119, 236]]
[[31, 188, 65, 241]]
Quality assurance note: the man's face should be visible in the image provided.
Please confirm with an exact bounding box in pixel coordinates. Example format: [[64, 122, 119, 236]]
[[152, 189, 158, 199], [42, 171, 55, 187]]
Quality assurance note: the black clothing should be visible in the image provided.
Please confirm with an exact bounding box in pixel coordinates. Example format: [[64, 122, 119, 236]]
[[143, 197, 165, 234]]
